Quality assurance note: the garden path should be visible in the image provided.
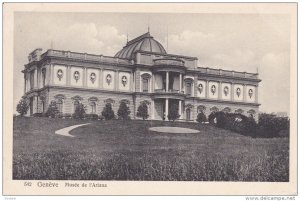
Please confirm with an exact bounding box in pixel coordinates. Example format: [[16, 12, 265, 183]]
[[149, 127, 200, 134], [55, 123, 91, 137]]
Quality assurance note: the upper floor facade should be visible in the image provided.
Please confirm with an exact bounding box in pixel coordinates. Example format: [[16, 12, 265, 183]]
[[22, 32, 261, 106]]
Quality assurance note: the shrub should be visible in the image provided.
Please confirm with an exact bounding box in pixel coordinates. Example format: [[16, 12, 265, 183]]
[[32, 113, 44, 117], [72, 103, 86, 119], [136, 102, 149, 120], [101, 103, 115, 120], [45, 101, 59, 118], [62, 113, 72, 119], [16, 97, 29, 116], [98, 115, 104, 120], [196, 112, 207, 123], [84, 114, 99, 120], [168, 104, 180, 121], [117, 102, 131, 120], [257, 113, 290, 138], [55, 113, 64, 119]]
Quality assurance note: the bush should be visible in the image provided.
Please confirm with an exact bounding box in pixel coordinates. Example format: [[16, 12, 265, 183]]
[[168, 104, 180, 121], [45, 101, 59, 118], [55, 113, 64, 119], [136, 102, 149, 120], [32, 113, 44, 117], [62, 113, 72, 119], [16, 97, 29, 116], [257, 113, 290, 138], [98, 115, 104, 120], [208, 111, 290, 138], [84, 114, 99, 120], [72, 103, 86, 119], [101, 103, 115, 120], [196, 112, 207, 123], [117, 102, 131, 120]]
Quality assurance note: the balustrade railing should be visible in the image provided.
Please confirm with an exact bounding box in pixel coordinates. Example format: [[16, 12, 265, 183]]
[[197, 67, 258, 79], [153, 59, 185, 66], [43, 49, 131, 65]]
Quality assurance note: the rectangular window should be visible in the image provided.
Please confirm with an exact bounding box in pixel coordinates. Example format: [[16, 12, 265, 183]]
[[142, 78, 148, 92]]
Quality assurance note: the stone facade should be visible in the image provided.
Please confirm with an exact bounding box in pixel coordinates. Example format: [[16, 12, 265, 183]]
[[22, 32, 261, 121]]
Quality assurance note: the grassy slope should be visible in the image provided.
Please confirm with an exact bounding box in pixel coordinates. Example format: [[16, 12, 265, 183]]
[[13, 117, 289, 181]]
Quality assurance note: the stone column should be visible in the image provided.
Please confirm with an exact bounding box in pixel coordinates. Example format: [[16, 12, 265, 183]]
[[166, 71, 169, 92], [218, 81, 222, 99], [132, 71, 135, 92], [151, 100, 155, 119], [24, 73, 27, 93], [83, 67, 87, 87], [243, 84, 247, 102], [152, 73, 155, 93], [231, 82, 234, 101], [179, 100, 182, 119], [115, 70, 119, 91], [179, 73, 182, 92], [66, 66, 70, 86], [34, 67, 38, 89], [255, 85, 258, 103], [165, 98, 169, 121], [50, 64, 54, 85], [206, 80, 209, 98], [99, 69, 103, 88]]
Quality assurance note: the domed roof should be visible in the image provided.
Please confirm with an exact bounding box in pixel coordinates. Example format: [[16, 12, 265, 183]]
[[115, 32, 167, 59]]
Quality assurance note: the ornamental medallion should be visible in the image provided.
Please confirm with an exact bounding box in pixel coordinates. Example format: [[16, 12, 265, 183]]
[[236, 87, 241, 97], [74, 71, 80, 82], [211, 85, 216, 95], [57, 69, 63, 81], [90, 72, 96, 84], [248, 89, 253, 99], [223, 86, 229, 96], [198, 83, 203, 94], [121, 76, 127, 87], [106, 74, 112, 85]]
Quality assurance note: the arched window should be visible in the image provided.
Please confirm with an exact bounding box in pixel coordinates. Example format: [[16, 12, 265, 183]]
[[186, 108, 191, 121], [235, 109, 244, 114], [57, 99, 63, 114], [210, 106, 219, 113], [222, 107, 231, 113], [90, 102, 96, 114], [247, 109, 256, 118], [73, 100, 80, 113], [142, 78, 149, 92], [197, 105, 206, 113]]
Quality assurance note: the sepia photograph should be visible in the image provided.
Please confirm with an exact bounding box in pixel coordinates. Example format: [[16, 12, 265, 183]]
[[3, 2, 297, 196]]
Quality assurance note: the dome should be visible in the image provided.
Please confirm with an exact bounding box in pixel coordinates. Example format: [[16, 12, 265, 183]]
[[115, 32, 167, 59]]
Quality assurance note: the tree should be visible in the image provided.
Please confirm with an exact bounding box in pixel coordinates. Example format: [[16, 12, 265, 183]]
[[197, 112, 207, 123], [45, 100, 59, 118], [101, 103, 115, 120], [16, 97, 29, 116], [117, 102, 131, 120], [136, 101, 149, 120], [73, 103, 86, 119], [168, 104, 180, 121]]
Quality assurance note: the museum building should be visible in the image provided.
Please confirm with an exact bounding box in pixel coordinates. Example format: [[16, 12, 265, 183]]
[[22, 31, 261, 121]]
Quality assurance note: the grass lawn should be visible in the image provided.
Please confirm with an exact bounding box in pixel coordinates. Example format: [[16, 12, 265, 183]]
[[13, 116, 289, 181]]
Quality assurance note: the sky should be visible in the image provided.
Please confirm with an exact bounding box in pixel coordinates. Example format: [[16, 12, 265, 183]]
[[13, 12, 291, 115]]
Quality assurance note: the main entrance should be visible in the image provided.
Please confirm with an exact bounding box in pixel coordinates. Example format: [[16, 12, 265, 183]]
[[154, 99, 183, 121]]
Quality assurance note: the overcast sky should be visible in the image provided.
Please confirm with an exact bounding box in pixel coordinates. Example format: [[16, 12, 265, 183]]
[[13, 12, 291, 114]]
